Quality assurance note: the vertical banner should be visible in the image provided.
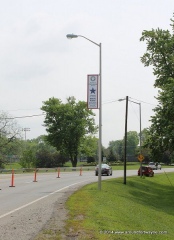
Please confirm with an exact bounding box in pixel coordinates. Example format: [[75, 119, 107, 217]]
[[87, 74, 99, 109]]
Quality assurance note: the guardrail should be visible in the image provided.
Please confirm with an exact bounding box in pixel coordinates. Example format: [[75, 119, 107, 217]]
[[0, 166, 96, 174]]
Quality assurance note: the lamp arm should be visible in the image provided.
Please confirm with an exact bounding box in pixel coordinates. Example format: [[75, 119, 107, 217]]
[[78, 35, 100, 47]]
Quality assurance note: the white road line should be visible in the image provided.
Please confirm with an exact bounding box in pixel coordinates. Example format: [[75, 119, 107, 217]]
[[0, 179, 89, 220]]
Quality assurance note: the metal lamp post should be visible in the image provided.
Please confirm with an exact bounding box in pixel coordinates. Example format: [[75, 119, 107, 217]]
[[128, 99, 142, 177], [66, 34, 102, 190], [118, 96, 128, 184]]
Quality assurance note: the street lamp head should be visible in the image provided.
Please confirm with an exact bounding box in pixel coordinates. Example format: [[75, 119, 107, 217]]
[[118, 98, 126, 102], [66, 34, 78, 39]]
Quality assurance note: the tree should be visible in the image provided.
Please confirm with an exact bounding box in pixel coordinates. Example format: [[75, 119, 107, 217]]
[[140, 128, 151, 161], [0, 111, 22, 167], [41, 97, 97, 167], [79, 135, 98, 163], [19, 135, 69, 168], [124, 131, 139, 156], [140, 15, 174, 162], [35, 136, 69, 167], [107, 140, 123, 161], [107, 148, 116, 162], [20, 149, 36, 168]]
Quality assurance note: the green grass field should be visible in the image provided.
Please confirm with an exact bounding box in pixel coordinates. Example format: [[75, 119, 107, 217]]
[[65, 172, 174, 239]]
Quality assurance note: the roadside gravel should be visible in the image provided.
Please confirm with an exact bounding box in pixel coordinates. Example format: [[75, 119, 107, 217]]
[[33, 184, 86, 240], [0, 185, 83, 240]]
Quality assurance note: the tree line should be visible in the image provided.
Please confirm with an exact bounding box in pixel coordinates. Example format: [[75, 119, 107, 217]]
[[0, 106, 146, 168]]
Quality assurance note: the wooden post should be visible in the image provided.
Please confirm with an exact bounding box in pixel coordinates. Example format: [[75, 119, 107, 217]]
[[79, 167, 82, 176], [57, 168, 60, 178], [33, 169, 37, 182]]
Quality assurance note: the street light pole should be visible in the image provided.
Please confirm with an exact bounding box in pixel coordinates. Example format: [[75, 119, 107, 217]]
[[98, 42, 102, 190], [66, 34, 102, 190], [124, 96, 128, 184], [139, 102, 142, 177], [128, 99, 142, 177]]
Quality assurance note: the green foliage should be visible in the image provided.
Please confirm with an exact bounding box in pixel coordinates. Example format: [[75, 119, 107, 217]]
[[4, 162, 22, 169], [140, 15, 174, 162], [108, 140, 123, 161], [87, 156, 95, 163], [20, 149, 36, 168], [0, 111, 22, 167], [35, 149, 68, 168], [107, 148, 116, 162], [126, 131, 139, 155], [41, 96, 97, 167], [80, 135, 98, 162], [20, 135, 69, 168], [108, 131, 139, 161]]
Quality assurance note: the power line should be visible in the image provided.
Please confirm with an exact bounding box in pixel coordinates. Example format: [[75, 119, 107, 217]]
[[4, 113, 45, 120], [3, 108, 41, 112], [129, 97, 157, 106], [102, 99, 121, 105], [103, 97, 157, 106], [1, 97, 156, 120]]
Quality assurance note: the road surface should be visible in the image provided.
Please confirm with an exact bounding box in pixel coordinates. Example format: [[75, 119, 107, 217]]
[[0, 168, 173, 239]]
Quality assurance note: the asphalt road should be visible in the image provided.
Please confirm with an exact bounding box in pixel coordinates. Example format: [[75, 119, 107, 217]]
[[0, 168, 173, 239]]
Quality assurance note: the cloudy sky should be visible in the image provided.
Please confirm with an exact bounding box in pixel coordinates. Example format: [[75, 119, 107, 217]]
[[0, 0, 173, 147]]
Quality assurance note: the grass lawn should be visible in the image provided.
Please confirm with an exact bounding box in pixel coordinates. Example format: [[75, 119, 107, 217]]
[[65, 172, 174, 239], [4, 162, 22, 169], [3, 161, 173, 171]]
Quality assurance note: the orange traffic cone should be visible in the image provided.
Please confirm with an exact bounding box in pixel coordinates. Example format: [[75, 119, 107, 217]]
[[9, 169, 15, 187]]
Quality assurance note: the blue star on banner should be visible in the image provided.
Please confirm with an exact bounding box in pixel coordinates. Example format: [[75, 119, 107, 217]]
[[90, 88, 96, 94]]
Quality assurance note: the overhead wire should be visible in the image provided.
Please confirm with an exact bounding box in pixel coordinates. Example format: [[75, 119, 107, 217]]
[[1, 97, 157, 120], [4, 113, 45, 120]]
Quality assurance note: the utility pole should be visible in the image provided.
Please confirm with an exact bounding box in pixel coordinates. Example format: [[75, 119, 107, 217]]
[[124, 96, 128, 184]]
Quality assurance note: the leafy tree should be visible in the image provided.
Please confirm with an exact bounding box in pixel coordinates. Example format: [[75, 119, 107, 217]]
[[35, 137, 69, 167], [140, 128, 151, 161], [35, 149, 53, 168], [51, 152, 69, 167], [41, 97, 97, 167], [0, 111, 22, 167], [20, 149, 36, 168], [35, 149, 68, 168], [140, 15, 174, 162], [107, 148, 116, 162], [107, 140, 123, 161], [19, 135, 69, 168], [124, 131, 139, 156], [87, 156, 95, 163], [79, 135, 98, 162]]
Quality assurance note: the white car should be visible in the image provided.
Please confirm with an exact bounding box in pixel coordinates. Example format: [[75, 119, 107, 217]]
[[148, 162, 161, 170]]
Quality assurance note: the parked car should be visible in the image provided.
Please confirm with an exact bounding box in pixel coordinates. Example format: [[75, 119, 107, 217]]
[[138, 166, 154, 177], [148, 162, 161, 170], [95, 164, 112, 176]]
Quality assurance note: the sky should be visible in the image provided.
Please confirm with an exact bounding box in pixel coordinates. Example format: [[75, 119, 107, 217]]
[[0, 0, 174, 147]]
